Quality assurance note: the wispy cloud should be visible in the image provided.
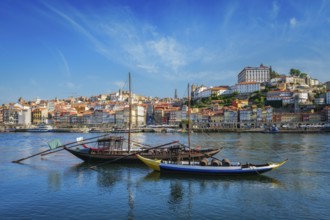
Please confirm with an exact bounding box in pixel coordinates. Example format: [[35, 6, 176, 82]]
[[57, 49, 71, 77], [42, 3, 198, 81], [270, 1, 280, 19]]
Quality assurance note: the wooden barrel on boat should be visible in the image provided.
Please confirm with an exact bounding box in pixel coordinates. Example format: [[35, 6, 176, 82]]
[[222, 158, 231, 166], [211, 158, 221, 166], [200, 158, 209, 166]]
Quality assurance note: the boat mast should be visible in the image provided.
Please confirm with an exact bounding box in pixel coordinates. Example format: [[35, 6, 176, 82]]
[[128, 72, 132, 153], [188, 83, 191, 164]]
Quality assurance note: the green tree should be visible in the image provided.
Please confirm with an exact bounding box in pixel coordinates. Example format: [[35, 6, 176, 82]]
[[290, 68, 301, 77]]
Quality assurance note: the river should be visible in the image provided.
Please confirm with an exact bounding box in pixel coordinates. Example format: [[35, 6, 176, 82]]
[[0, 132, 329, 220]]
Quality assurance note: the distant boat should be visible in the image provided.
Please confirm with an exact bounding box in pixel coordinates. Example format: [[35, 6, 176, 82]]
[[264, 125, 279, 133], [26, 124, 53, 132]]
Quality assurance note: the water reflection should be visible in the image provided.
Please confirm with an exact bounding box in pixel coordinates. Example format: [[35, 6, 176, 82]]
[[143, 171, 284, 188], [48, 171, 61, 191]]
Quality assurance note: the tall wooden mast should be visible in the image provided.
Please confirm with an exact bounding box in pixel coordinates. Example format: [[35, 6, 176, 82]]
[[128, 72, 132, 153], [188, 83, 191, 164]]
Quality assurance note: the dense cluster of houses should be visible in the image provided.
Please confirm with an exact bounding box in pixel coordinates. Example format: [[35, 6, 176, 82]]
[[1, 64, 330, 130]]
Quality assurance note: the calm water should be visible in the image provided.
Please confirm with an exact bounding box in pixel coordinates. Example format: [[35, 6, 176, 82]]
[[0, 132, 329, 220]]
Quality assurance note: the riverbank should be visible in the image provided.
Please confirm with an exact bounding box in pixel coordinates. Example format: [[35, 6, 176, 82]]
[[2, 127, 329, 133]]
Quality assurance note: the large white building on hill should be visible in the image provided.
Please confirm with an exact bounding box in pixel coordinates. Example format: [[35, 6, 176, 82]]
[[238, 64, 270, 83]]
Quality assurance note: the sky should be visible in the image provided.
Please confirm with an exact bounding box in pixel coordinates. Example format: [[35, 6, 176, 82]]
[[1, 0, 330, 104]]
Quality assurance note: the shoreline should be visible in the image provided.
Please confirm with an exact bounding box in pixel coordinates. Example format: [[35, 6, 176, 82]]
[[1, 127, 329, 134]]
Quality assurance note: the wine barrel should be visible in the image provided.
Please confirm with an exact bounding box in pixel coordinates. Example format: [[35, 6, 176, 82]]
[[222, 158, 231, 166], [200, 158, 209, 166], [211, 158, 221, 166]]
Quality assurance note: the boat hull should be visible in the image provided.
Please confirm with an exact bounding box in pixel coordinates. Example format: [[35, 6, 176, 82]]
[[65, 147, 220, 164]]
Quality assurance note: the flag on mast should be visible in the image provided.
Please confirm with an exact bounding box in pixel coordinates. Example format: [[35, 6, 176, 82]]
[[48, 139, 62, 150]]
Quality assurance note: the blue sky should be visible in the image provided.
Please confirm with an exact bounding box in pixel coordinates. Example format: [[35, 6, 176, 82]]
[[1, 0, 329, 104]]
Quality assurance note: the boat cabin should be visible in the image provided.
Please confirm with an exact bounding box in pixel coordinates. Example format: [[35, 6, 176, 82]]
[[90, 136, 125, 154]]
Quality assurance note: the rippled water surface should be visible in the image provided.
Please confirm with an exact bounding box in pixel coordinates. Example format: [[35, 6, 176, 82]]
[[0, 132, 329, 219]]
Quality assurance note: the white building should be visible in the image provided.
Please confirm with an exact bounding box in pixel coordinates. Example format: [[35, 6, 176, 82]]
[[236, 82, 260, 94], [17, 106, 31, 126], [192, 86, 229, 99], [238, 64, 270, 83]]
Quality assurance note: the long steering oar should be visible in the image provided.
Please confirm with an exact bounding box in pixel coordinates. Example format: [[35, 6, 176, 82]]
[[12, 133, 111, 163], [89, 140, 179, 170]]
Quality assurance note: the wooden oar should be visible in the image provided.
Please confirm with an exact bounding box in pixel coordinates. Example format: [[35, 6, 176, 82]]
[[12, 133, 111, 163], [89, 140, 179, 170]]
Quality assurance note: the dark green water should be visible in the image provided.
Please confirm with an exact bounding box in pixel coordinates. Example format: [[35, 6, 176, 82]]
[[0, 132, 329, 219]]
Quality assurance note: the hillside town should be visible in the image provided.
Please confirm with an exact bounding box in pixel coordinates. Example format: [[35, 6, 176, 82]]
[[1, 64, 330, 133]]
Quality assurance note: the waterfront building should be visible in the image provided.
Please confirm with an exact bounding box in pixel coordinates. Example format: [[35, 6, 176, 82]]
[[326, 90, 330, 104], [18, 106, 31, 126], [301, 113, 323, 123], [273, 113, 301, 124], [209, 111, 224, 129], [237, 64, 270, 83], [119, 104, 146, 128], [322, 106, 330, 122], [31, 108, 49, 124], [223, 108, 238, 128], [168, 107, 182, 126], [239, 109, 252, 128], [0, 107, 3, 124], [2, 105, 19, 125], [115, 109, 124, 128]]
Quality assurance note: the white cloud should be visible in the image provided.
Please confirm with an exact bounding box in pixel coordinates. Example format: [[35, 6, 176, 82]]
[[290, 17, 297, 27], [146, 37, 187, 71]]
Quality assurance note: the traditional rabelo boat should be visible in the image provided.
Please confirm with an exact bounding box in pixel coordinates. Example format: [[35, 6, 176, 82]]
[[63, 135, 220, 164], [137, 154, 287, 175], [137, 83, 287, 175]]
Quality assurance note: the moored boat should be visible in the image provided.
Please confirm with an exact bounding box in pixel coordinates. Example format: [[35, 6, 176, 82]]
[[26, 123, 53, 132], [137, 154, 287, 175], [64, 135, 220, 163]]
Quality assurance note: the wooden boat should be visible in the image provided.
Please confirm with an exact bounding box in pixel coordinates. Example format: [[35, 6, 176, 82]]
[[64, 135, 220, 163], [137, 154, 287, 175]]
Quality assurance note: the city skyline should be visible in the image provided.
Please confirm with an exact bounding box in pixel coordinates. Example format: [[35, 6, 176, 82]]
[[1, 0, 329, 105]]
